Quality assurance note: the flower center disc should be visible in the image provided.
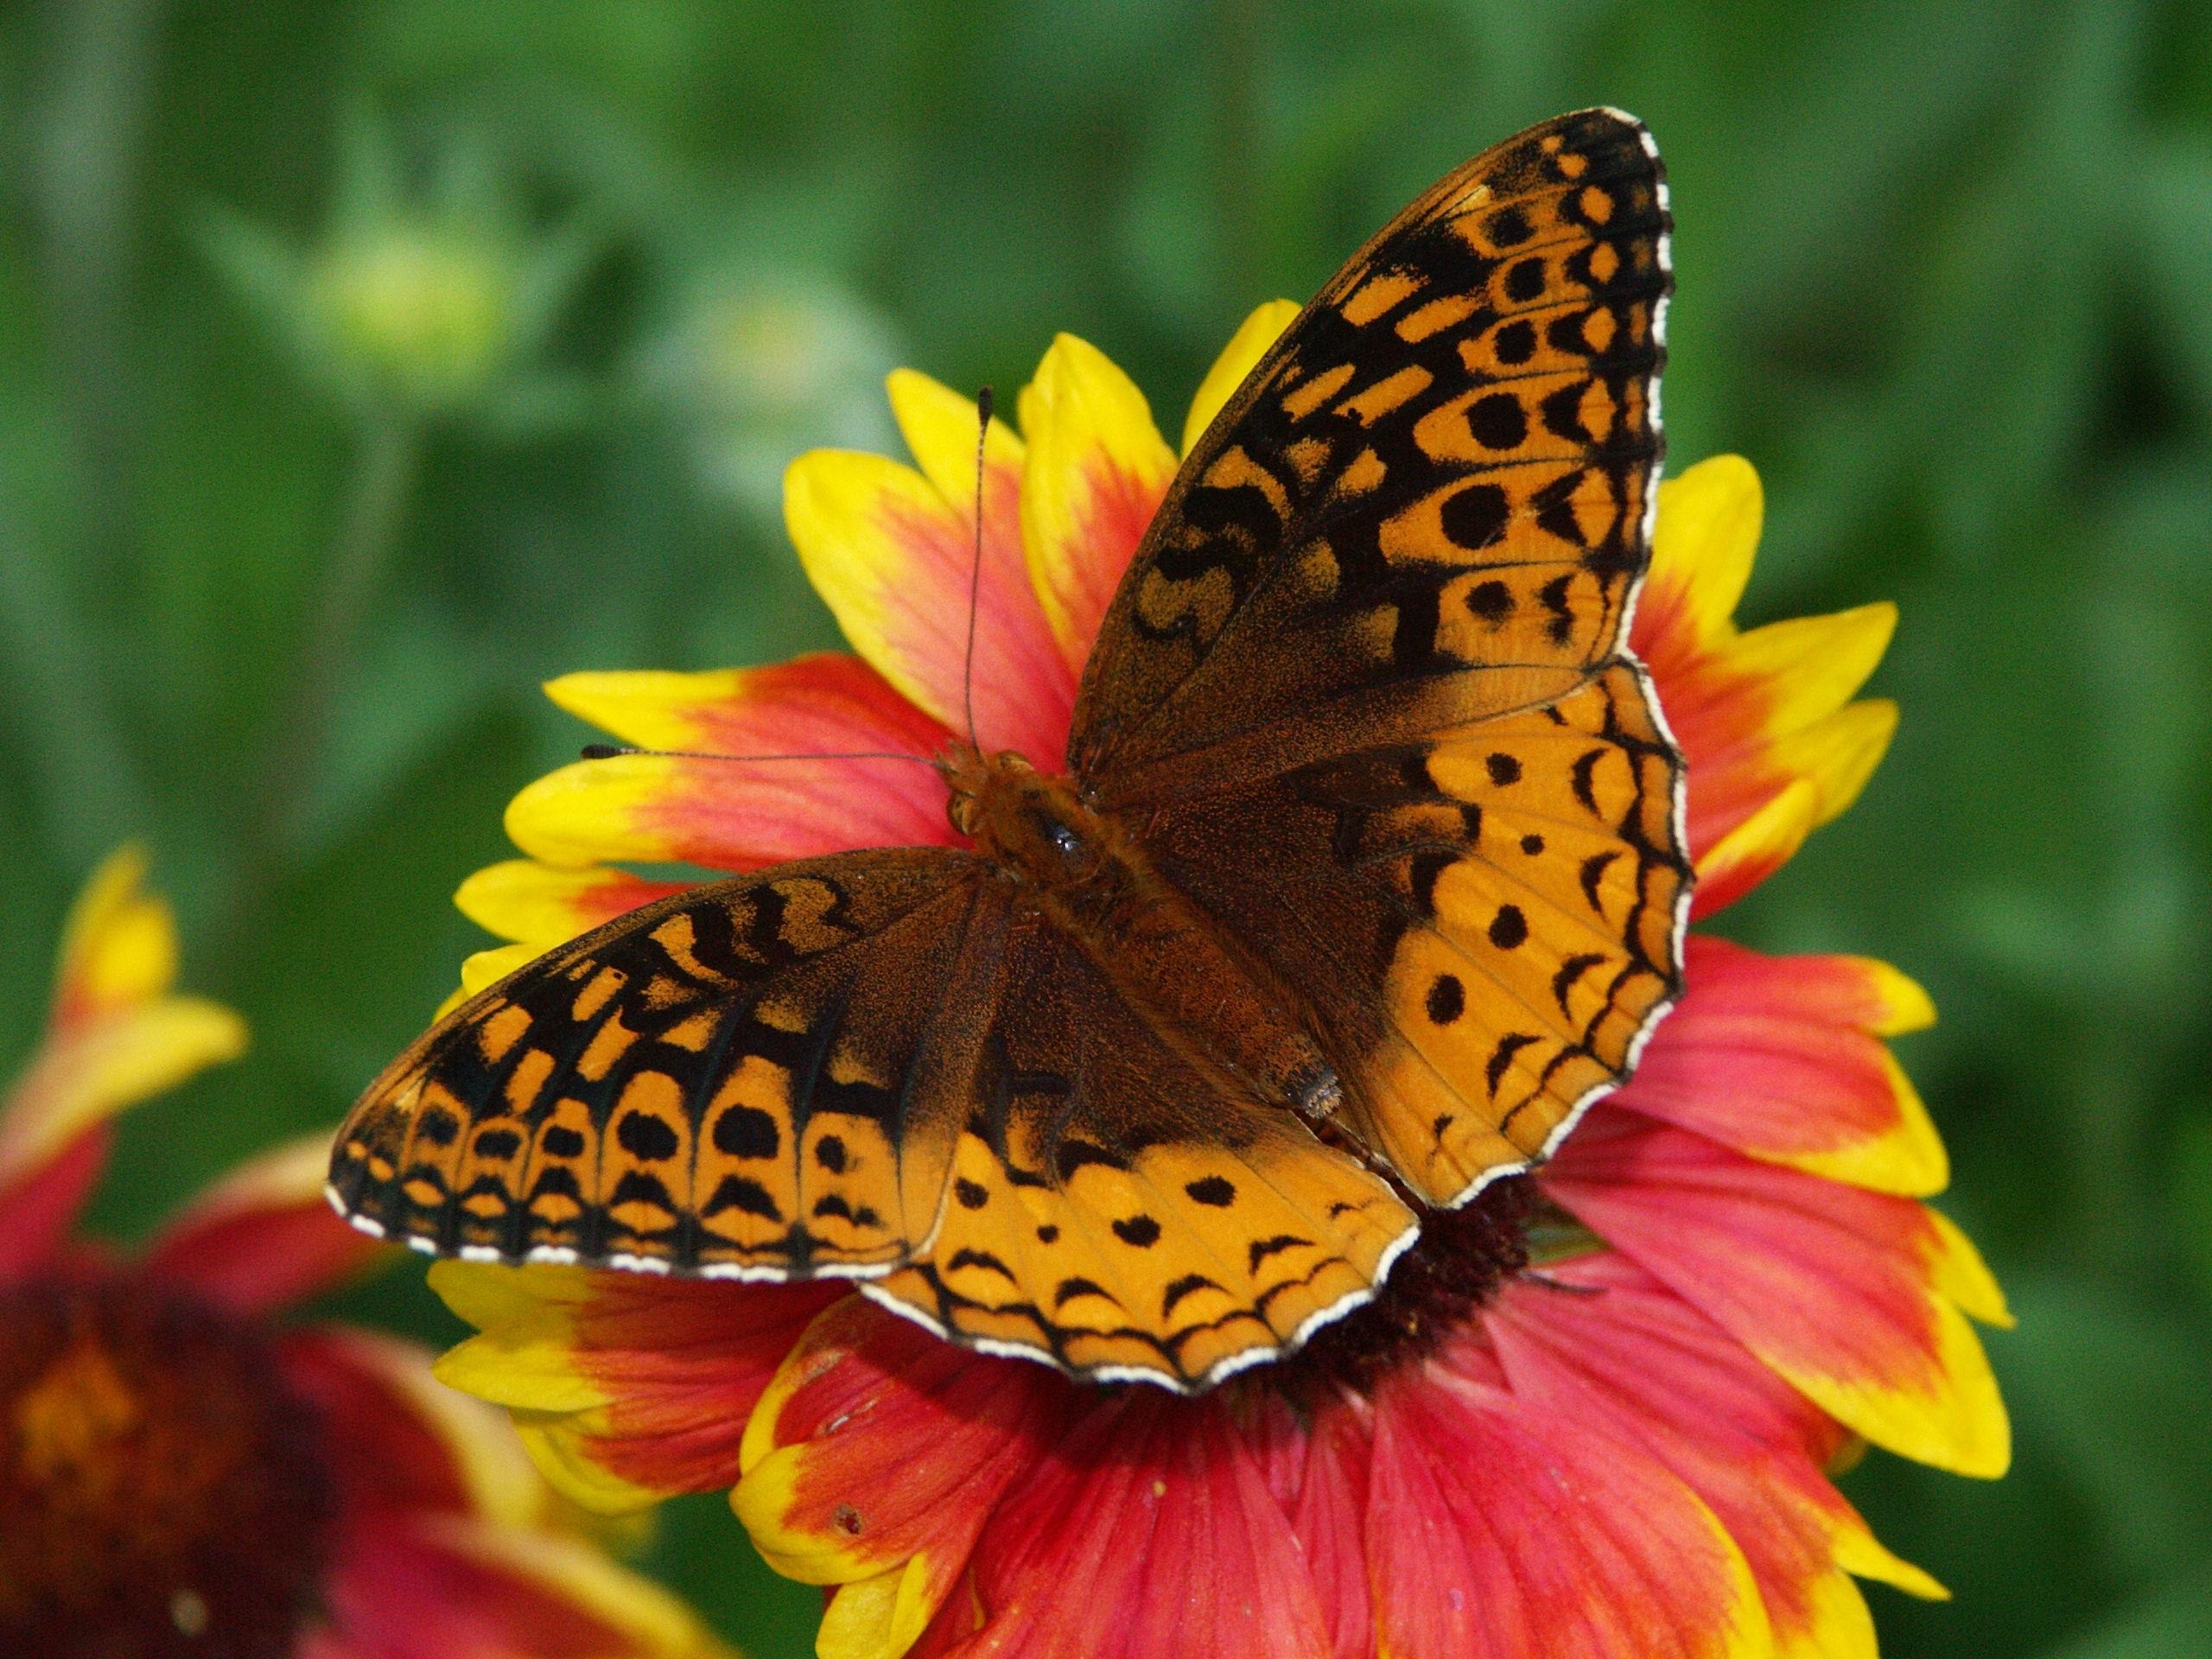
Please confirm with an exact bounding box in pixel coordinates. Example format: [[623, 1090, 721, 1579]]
[[0, 1277, 333, 1658]]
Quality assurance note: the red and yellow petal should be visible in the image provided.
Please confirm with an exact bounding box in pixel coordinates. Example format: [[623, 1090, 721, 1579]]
[[786, 388, 1073, 760], [1542, 1110, 2011, 1478], [1367, 1360, 1773, 1659], [1180, 300, 1300, 455], [1480, 1254, 1942, 1659], [0, 848, 245, 1243], [324, 1510, 732, 1659], [138, 1132, 385, 1314], [1633, 458, 1898, 911], [1017, 334, 1177, 676], [432, 1260, 842, 1514], [1613, 937, 1948, 1197], [508, 654, 956, 873], [937, 1389, 1334, 1659], [734, 1297, 1066, 1659]]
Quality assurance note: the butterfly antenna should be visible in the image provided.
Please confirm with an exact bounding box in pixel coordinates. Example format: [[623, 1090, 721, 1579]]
[[959, 385, 992, 751], [580, 744, 936, 767]]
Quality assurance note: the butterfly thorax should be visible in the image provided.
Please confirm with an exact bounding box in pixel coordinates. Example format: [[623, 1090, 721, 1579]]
[[941, 743, 1344, 1126]]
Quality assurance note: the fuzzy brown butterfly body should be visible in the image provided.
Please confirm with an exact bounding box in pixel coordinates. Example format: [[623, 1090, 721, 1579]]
[[330, 108, 1691, 1390]]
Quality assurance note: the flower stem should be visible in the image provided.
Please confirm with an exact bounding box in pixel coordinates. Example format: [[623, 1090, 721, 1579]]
[[213, 415, 420, 963]]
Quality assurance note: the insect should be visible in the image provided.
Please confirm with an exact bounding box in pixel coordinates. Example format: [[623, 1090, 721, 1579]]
[[329, 108, 1689, 1392]]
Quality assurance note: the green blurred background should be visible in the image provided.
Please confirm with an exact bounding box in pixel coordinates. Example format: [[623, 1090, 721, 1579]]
[[3, 1, 2209, 1654]]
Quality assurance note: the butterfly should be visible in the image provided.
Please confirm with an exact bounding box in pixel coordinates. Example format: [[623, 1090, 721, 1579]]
[[329, 108, 1688, 1392]]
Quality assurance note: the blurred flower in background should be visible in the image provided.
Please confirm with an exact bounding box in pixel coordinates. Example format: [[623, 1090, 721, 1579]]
[[0, 849, 731, 1659], [419, 318, 2008, 1659], [639, 268, 900, 518], [199, 112, 593, 432]]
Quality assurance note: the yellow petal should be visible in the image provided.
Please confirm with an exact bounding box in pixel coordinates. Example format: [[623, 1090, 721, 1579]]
[[1926, 1207, 2014, 1328], [455, 861, 676, 950], [1830, 1517, 1949, 1602], [819, 1559, 939, 1659], [1181, 299, 1299, 454], [1692, 776, 1819, 918], [1649, 455, 1764, 645], [0, 997, 248, 1187], [514, 1419, 675, 1516], [505, 756, 683, 868], [429, 1260, 609, 1414], [1856, 957, 1937, 1036], [887, 366, 1025, 506], [1774, 1049, 1950, 1199], [1018, 333, 1176, 670], [1725, 604, 1897, 747], [1799, 1292, 2011, 1479], [1777, 1570, 1878, 1659], [545, 668, 757, 749], [788, 448, 977, 730], [1770, 697, 1899, 827], [53, 844, 181, 1025], [461, 943, 543, 997]]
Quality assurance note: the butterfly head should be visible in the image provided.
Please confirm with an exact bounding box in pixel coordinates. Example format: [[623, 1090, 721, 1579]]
[[939, 745, 1109, 884]]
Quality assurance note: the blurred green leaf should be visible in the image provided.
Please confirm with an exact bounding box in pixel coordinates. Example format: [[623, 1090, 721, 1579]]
[[2043, 1567, 2212, 1659]]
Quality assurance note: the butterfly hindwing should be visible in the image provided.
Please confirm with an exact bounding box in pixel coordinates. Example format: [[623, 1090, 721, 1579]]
[[1126, 664, 1685, 1205], [864, 885, 1417, 1389], [1075, 108, 1688, 1204], [331, 849, 989, 1275]]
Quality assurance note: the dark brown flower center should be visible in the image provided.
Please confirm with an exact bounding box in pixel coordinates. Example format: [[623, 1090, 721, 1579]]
[[0, 1275, 333, 1659], [1271, 1175, 1536, 1402]]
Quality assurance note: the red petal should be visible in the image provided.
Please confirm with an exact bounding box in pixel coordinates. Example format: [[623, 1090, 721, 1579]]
[[512, 654, 956, 874], [735, 1297, 1065, 1605], [575, 1276, 847, 1499], [0, 1125, 106, 1285], [1249, 1394, 1376, 1659], [141, 1136, 384, 1314], [322, 1512, 708, 1659], [945, 1390, 1332, 1658], [1367, 1365, 1769, 1659], [280, 1328, 478, 1517], [1613, 937, 1947, 1196], [1481, 1255, 1904, 1649]]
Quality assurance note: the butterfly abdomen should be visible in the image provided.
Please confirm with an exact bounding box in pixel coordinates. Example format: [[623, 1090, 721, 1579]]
[[950, 743, 1343, 1127]]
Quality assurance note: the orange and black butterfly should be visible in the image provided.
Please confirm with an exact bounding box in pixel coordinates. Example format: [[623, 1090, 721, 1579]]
[[329, 108, 1689, 1391]]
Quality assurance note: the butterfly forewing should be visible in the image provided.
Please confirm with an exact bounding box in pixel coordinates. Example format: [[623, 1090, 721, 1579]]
[[1073, 108, 1688, 1205], [1073, 108, 1670, 781], [332, 850, 988, 1274]]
